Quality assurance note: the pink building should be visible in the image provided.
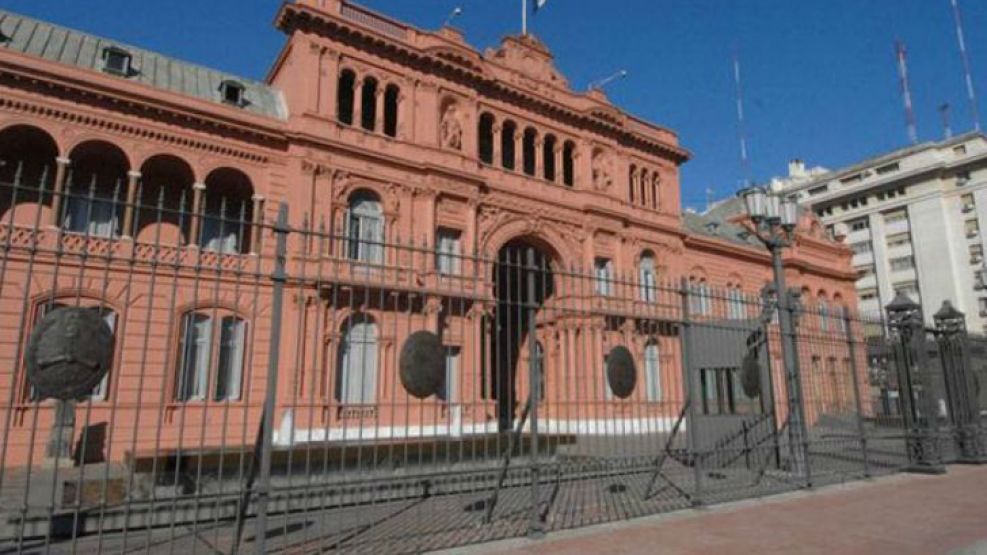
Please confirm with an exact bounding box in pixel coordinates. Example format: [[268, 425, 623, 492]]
[[0, 0, 860, 471]]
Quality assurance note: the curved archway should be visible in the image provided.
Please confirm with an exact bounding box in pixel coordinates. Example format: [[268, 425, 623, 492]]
[[136, 154, 195, 244], [0, 124, 59, 221], [65, 140, 130, 237], [202, 167, 254, 253], [491, 236, 557, 430]]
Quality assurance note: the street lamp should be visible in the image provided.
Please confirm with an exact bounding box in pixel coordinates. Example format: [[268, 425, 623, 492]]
[[737, 186, 811, 482]]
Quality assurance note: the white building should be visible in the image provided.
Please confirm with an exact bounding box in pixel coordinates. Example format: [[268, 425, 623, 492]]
[[774, 131, 987, 329]]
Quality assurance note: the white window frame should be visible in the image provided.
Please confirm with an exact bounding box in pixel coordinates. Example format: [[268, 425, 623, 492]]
[[337, 317, 379, 405], [639, 255, 657, 302], [644, 341, 661, 402], [436, 229, 462, 276], [594, 258, 613, 296], [176, 311, 247, 402]]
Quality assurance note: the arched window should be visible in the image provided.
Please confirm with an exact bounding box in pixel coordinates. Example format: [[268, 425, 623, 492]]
[[727, 285, 746, 319], [346, 191, 384, 264], [25, 300, 117, 401], [689, 277, 711, 315], [562, 140, 575, 186], [65, 141, 129, 237], [360, 76, 378, 131], [383, 84, 400, 137], [136, 154, 194, 244], [639, 251, 656, 302], [522, 127, 537, 176], [644, 340, 661, 401], [336, 314, 378, 404], [337, 69, 356, 125], [501, 120, 517, 170], [818, 296, 829, 331], [175, 310, 246, 401], [0, 125, 58, 218], [201, 168, 254, 254], [628, 165, 637, 203], [543, 134, 557, 181], [478, 113, 495, 164]]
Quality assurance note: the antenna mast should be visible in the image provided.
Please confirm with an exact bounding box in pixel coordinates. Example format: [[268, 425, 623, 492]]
[[950, 0, 981, 131], [895, 40, 919, 144], [940, 103, 953, 139], [733, 51, 753, 188]]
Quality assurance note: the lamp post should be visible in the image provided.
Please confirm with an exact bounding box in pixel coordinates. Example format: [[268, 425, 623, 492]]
[[738, 185, 811, 483]]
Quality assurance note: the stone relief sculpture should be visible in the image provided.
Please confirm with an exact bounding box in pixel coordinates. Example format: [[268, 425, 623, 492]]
[[592, 149, 613, 191], [440, 104, 463, 151]]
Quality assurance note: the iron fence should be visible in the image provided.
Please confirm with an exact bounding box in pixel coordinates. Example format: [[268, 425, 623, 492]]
[[0, 166, 982, 554]]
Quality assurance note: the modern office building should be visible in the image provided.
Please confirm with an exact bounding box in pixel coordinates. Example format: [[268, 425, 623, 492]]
[[773, 132, 987, 329]]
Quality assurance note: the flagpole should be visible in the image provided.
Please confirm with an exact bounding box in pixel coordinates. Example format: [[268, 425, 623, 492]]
[[522, 0, 527, 35]]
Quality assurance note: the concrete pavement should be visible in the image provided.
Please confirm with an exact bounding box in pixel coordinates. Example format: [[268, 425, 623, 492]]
[[443, 465, 987, 555]]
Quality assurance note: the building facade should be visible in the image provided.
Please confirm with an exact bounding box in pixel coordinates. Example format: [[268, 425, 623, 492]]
[[0, 0, 858, 467], [774, 132, 987, 330]]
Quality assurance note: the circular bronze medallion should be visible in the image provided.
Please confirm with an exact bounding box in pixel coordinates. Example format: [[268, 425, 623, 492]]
[[606, 345, 636, 399], [399, 330, 445, 399], [25, 307, 114, 401]]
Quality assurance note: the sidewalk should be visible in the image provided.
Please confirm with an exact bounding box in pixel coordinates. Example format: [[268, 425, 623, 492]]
[[446, 465, 987, 555]]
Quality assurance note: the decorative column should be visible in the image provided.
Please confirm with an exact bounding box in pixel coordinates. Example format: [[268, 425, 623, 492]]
[[514, 131, 522, 173], [353, 78, 365, 128], [535, 137, 544, 179], [397, 91, 409, 140], [492, 124, 502, 167], [886, 292, 946, 473], [554, 144, 563, 184], [251, 194, 265, 255], [121, 170, 141, 238], [50, 156, 71, 226], [322, 50, 340, 118], [627, 170, 641, 204], [374, 86, 385, 133], [188, 182, 206, 247], [933, 301, 986, 463]]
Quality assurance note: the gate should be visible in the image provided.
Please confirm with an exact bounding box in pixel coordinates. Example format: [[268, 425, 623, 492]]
[[0, 168, 980, 554]]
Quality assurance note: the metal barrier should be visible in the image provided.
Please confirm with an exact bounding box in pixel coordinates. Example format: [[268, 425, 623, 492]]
[[0, 169, 981, 554]]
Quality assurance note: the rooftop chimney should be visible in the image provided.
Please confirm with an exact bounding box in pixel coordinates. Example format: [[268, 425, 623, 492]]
[[788, 159, 806, 178]]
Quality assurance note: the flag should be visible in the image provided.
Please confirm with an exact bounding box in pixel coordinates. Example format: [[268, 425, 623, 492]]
[[533, 0, 548, 13]]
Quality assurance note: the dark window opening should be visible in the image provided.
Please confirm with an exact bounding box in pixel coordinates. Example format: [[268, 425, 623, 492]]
[[361, 77, 378, 131], [543, 134, 557, 181], [501, 121, 517, 170], [522, 128, 537, 176], [562, 141, 575, 186], [219, 80, 245, 106], [102, 46, 132, 76], [478, 113, 494, 164], [628, 166, 636, 202], [337, 69, 356, 125], [383, 84, 399, 137]]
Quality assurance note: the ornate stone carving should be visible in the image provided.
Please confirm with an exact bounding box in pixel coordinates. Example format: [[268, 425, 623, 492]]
[[591, 149, 613, 191], [440, 104, 463, 151]]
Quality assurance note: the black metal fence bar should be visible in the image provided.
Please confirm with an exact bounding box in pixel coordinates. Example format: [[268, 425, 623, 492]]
[[0, 169, 981, 554]]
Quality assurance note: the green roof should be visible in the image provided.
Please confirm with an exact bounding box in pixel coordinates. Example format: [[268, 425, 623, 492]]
[[0, 9, 286, 120]]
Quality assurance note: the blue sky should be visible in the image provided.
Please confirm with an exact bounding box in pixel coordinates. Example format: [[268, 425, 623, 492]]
[[6, 0, 987, 210]]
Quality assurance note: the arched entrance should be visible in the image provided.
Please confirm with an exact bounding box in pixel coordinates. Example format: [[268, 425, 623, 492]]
[[492, 237, 555, 431]]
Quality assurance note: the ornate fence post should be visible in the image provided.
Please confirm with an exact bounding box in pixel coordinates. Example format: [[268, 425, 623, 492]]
[[934, 301, 987, 464], [885, 292, 945, 474]]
